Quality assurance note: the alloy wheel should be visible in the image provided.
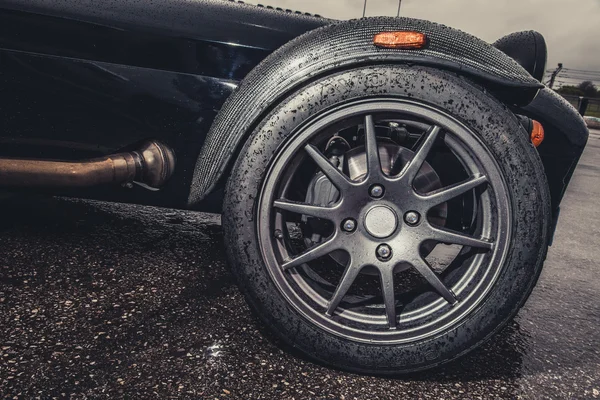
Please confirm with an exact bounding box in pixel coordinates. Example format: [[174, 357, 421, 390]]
[[257, 99, 511, 343]]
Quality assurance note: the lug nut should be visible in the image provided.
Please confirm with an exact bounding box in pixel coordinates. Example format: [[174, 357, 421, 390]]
[[342, 219, 357, 232], [370, 185, 384, 198], [404, 211, 421, 226], [377, 244, 392, 260]]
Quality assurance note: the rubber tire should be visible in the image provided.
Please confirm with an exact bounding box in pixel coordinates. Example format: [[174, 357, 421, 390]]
[[223, 65, 551, 374]]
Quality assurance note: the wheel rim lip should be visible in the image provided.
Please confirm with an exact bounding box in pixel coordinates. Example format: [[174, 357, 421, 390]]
[[257, 98, 512, 344]]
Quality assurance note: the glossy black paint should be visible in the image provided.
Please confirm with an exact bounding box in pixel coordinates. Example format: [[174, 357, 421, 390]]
[[0, 0, 328, 209], [1, 49, 239, 208], [0, 0, 328, 62], [0, 9, 268, 82]]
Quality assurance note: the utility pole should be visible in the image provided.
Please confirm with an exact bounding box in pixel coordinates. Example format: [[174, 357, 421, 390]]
[[548, 63, 563, 89]]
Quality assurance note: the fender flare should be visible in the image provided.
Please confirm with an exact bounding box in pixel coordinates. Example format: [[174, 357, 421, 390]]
[[519, 87, 588, 212], [188, 16, 542, 205]]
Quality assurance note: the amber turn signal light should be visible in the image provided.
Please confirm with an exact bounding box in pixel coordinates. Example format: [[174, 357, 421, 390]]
[[373, 31, 428, 49], [531, 120, 544, 147]]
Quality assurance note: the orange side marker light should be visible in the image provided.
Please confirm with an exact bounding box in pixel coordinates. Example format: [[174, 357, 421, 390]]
[[531, 120, 545, 147], [373, 31, 428, 49]]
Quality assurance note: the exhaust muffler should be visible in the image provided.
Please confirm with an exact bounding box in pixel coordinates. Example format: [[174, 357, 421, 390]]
[[0, 140, 175, 189]]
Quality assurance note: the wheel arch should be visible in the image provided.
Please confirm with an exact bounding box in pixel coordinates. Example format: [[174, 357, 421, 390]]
[[518, 87, 589, 217], [188, 17, 543, 206]]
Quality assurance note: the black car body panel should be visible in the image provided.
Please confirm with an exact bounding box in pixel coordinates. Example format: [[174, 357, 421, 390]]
[[519, 87, 589, 212], [0, 0, 328, 209], [0, 0, 328, 76], [1, 49, 236, 208], [0, 0, 585, 215]]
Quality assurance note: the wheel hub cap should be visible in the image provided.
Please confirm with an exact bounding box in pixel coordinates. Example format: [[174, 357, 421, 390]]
[[364, 206, 398, 238]]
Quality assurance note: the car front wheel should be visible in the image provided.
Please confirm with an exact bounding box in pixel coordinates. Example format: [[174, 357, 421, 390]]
[[223, 65, 551, 374]]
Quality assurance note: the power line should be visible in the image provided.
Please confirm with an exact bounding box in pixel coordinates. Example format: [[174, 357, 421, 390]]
[[556, 80, 600, 84], [556, 76, 600, 79], [548, 71, 600, 77], [562, 67, 600, 74], [545, 64, 600, 87], [555, 79, 600, 84], [547, 68, 600, 76], [560, 73, 600, 78], [556, 74, 600, 80], [555, 76, 600, 80], [560, 75, 600, 80], [560, 70, 600, 74]]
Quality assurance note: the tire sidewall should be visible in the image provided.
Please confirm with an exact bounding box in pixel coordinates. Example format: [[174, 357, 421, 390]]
[[223, 65, 550, 373]]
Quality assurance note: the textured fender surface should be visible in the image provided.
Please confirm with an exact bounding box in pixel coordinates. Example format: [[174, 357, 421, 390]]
[[189, 17, 542, 205], [520, 87, 589, 211], [494, 31, 547, 82], [522, 87, 588, 149]]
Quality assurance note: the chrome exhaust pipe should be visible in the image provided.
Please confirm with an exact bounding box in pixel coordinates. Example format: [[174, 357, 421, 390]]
[[0, 140, 175, 189]]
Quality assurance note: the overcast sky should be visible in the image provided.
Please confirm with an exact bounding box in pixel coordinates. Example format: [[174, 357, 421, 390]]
[[246, 0, 600, 85]]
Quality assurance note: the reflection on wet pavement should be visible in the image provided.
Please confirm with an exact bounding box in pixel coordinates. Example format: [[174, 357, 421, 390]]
[[1, 135, 600, 398]]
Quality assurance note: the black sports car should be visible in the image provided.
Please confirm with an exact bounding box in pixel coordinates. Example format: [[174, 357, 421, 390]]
[[0, 0, 589, 374]]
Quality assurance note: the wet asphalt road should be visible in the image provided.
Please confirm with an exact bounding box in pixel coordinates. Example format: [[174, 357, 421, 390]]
[[1, 132, 600, 399]]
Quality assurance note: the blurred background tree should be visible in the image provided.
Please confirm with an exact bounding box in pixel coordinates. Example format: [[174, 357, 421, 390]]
[[557, 81, 598, 98], [578, 81, 598, 97], [557, 85, 584, 96]]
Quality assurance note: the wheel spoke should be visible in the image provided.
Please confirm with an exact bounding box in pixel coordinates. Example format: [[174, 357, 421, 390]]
[[274, 199, 336, 220], [281, 238, 338, 270], [422, 175, 488, 207], [401, 125, 441, 184], [326, 261, 362, 316], [429, 226, 493, 250], [379, 268, 397, 329], [410, 257, 457, 305], [305, 144, 352, 191], [364, 115, 382, 178]]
